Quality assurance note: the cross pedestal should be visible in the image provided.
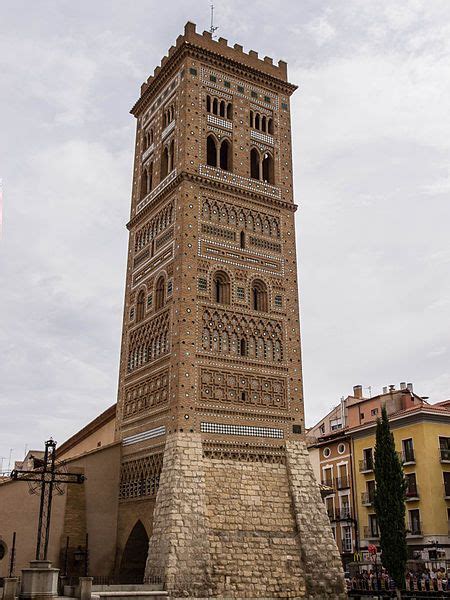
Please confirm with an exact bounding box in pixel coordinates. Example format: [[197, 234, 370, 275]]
[[19, 560, 59, 600]]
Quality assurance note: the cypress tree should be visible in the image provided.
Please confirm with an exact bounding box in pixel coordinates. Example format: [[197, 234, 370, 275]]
[[374, 404, 407, 590]]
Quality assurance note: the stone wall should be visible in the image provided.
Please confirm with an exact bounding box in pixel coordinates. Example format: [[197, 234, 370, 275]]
[[286, 440, 347, 600], [145, 433, 211, 596], [147, 432, 346, 599], [204, 457, 305, 599]]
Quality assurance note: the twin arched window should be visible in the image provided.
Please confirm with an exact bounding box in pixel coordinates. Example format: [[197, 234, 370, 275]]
[[250, 148, 274, 184], [163, 104, 175, 129], [207, 135, 231, 171], [136, 290, 145, 322], [140, 162, 153, 199], [250, 111, 274, 134], [155, 275, 166, 311], [213, 271, 230, 305], [206, 95, 233, 119], [252, 280, 268, 312], [144, 128, 154, 150], [160, 139, 175, 181]]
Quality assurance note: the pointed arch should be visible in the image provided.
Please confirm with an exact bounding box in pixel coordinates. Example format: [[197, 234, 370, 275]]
[[212, 97, 219, 115], [250, 110, 254, 127], [155, 275, 166, 311], [268, 118, 274, 135], [226, 102, 233, 119], [240, 231, 245, 249], [169, 139, 175, 172], [219, 100, 226, 117], [207, 135, 217, 167], [213, 270, 230, 305], [219, 138, 231, 171], [206, 95, 211, 113], [261, 115, 267, 132], [255, 114, 260, 130], [252, 279, 268, 312], [250, 148, 260, 180], [136, 290, 145, 322], [262, 152, 274, 184], [118, 521, 149, 584], [140, 169, 148, 199], [160, 146, 169, 180]]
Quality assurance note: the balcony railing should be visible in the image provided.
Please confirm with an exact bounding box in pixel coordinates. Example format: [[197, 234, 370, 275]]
[[321, 479, 333, 488], [402, 449, 415, 464], [335, 476, 350, 490], [359, 459, 374, 473], [361, 491, 375, 506], [440, 448, 450, 462], [335, 508, 352, 521], [407, 522, 423, 537], [363, 526, 379, 539], [405, 486, 419, 500]]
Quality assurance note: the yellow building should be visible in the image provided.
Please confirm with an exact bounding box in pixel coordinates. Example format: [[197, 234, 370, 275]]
[[353, 402, 450, 561], [309, 385, 450, 565]]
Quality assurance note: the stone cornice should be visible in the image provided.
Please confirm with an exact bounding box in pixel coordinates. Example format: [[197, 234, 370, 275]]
[[127, 171, 298, 230], [131, 42, 297, 117]]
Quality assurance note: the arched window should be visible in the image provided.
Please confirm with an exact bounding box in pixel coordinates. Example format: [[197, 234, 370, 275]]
[[207, 135, 217, 167], [169, 139, 175, 173], [219, 138, 231, 171], [226, 103, 233, 119], [155, 275, 165, 311], [140, 169, 148, 199], [261, 116, 267, 132], [268, 118, 274, 135], [250, 148, 260, 180], [160, 146, 169, 180], [262, 152, 274, 184], [213, 271, 230, 304], [136, 290, 145, 322], [252, 279, 268, 312], [148, 162, 153, 192], [219, 100, 225, 117], [240, 231, 245, 249], [212, 98, 218, 115], [250, 110, 254, 127], [206, 95, 211, 112], [239, 338, 247, 356], [255, 114, 260, 130]]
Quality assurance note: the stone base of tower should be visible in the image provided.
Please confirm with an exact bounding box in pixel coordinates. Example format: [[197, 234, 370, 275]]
[[145, 433, 346, 599]]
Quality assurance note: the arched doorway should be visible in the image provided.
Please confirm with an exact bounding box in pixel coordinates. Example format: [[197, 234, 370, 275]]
[[118, 520, 149, 584]]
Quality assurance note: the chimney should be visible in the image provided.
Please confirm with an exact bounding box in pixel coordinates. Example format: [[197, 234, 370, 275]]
[[353, 385, 363, 399], [389, 384, 395, 392], [407, 382, 414, 393], [382, 386, 388, 394], [400, 382, 407, 390]]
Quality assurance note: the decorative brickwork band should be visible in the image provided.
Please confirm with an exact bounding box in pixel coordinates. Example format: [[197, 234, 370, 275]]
[[285, 440, 347, 600]]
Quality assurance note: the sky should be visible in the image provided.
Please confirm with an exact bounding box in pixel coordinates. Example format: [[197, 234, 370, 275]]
[[1, 0, 450, 467]]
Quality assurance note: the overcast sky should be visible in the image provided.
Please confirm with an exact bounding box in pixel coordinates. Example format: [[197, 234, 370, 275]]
[[1, 0, 449, 467]]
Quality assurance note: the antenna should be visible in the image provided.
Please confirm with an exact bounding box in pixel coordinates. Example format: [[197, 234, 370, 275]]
[[210, 2, 219, 37]]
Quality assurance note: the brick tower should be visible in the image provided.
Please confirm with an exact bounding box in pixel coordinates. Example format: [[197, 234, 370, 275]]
[[115, 22, 345, 599]]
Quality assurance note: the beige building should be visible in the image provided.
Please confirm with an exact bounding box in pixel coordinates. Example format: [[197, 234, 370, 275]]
[[308, 384, 450, 568], [1, 22, 345, 598]]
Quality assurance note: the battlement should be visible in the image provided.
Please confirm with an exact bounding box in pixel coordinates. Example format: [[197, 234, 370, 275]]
[[139, 21, 291, 101]]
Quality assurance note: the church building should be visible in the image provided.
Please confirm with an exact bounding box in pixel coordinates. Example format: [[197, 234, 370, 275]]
[[0, 22, 345, 599]]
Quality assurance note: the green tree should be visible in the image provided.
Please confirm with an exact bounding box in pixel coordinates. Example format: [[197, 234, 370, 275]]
[[374, 404, 407, 590]]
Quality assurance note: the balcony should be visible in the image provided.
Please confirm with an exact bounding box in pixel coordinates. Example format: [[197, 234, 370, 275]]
[[361, 492, 375, 506], [402, 449, 415, 464], [161, 119, 175, 140], [335, 508, 352, 521], [405, 486, 419, 501], [335, 476, 350, 490], [440, 448, 450, 462], [407, 522, 423, 538], [363, 526, 379, 540], [359, 459, 374, 473], [141, 143, 155, 163]]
